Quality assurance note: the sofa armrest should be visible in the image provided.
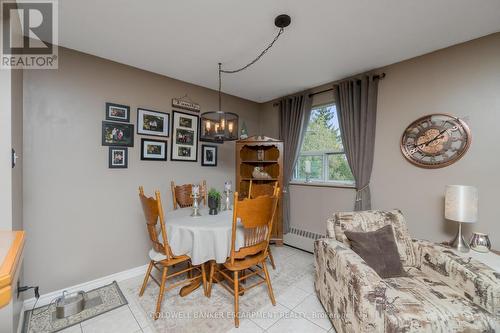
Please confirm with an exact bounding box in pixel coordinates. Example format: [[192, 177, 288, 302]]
[[415, 239, 500, 316], [314, 238, 386, 331]]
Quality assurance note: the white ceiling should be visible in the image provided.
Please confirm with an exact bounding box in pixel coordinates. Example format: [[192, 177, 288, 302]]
[[59, 0, 500, 103]]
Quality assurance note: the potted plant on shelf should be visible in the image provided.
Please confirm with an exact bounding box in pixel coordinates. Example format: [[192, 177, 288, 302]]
[[208, 188, 221, 215]]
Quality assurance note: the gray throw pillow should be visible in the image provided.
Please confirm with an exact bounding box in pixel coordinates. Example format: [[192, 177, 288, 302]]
[[344, 225, 406, 278]]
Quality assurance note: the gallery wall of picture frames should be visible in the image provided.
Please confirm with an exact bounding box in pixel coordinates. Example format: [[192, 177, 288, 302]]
[[101, 98, 220, 169]]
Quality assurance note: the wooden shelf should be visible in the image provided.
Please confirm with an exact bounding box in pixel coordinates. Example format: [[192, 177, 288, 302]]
[[236, 136, 283, 244]]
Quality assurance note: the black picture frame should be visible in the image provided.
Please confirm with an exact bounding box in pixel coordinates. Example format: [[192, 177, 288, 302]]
[[141, 138, 168, 161], [102, 121, 134, 147], [201, 145, 217, 167], [171, 111, 200, 162], [108, 147, 128, 168], [136, 108, 170, 137], [105, 102, 130, 122]]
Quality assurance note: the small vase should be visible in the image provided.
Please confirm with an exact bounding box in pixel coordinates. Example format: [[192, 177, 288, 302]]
[[469, 232, 491, 253], [208, 197, 218, 215]]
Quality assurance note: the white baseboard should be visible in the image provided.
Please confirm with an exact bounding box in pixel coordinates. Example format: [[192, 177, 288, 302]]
[[22, 263, 149, 311], [284, 233, 315, 252]]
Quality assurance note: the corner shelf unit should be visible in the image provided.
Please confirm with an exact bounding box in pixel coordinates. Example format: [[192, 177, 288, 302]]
[[236, 136, 284, 244]]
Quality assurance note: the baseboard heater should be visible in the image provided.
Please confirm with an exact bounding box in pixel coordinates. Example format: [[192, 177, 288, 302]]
[[284, 227, 325, 253]]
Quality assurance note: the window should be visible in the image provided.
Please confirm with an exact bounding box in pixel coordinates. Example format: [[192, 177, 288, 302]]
[[292, 104, 355, 186]]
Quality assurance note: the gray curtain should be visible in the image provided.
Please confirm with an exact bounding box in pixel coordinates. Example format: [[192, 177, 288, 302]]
[[279, 92, 313, 233], [334, 75, 379, 211]]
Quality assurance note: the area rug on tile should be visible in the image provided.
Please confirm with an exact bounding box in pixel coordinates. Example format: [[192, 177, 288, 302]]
[[125, 256, 314, 333], [22, 280, 128, 333]]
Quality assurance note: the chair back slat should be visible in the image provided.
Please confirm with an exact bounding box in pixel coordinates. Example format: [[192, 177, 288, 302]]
[[230, 190, 279, 263], [171, 180, 207, 210], [139, 186, 173, 258]]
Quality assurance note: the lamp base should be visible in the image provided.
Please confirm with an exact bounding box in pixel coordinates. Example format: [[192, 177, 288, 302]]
[[449, 222, 469, 253]]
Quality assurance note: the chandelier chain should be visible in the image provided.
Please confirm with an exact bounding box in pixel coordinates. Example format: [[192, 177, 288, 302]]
[[220, 27, 284, 74]]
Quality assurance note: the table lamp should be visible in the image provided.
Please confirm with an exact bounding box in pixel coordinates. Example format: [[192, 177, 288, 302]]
[[445, 185, 478, 253]]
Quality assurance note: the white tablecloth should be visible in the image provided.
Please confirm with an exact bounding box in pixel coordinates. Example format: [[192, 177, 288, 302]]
[[150, 208, 244, 265]]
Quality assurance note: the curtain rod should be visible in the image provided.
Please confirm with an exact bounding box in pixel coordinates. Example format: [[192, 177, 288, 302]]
[[272, 72, 386, 106], [308, 72, 386, 98]]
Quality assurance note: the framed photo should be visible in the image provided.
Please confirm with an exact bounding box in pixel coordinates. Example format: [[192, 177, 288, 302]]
[[137, 108, 169, 137], [108, 147, 128, 168], [171, 111, 199, 162], [201, 145, 217, 167], [141, 138, 167, 161], [102, 121, 134, 147], [105, 102, 130, 122]]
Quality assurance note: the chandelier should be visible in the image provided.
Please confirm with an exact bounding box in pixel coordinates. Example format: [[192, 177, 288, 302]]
[[200, 14, 291, 142]]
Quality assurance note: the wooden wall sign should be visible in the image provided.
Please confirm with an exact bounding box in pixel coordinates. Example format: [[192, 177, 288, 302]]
[[172, 96, 200, 113]]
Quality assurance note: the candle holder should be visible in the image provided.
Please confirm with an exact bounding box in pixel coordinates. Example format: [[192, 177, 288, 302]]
[[223, 190, 232, 211], [305, 171, 312, 183], [190, 185, 202, 217], [223, 181, 232, 210]]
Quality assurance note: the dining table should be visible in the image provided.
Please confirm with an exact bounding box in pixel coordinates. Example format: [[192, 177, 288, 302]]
[[151, 207, 245, 296]]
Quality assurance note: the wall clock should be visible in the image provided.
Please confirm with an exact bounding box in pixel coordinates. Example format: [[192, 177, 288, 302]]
[[401, 113, 471, 168]]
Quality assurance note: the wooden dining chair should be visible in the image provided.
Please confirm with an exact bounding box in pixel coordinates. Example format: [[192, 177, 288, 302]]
[[247, 180, 278, 270], [171, 180, 207, 210], [138, 186, 207, 319], [207, 188, 280, 328]]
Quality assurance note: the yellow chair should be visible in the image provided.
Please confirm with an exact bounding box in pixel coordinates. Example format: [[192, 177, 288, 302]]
[[170, 180, 207, 209], [208, 188, 280, 327], [138, 186, 207, 319]]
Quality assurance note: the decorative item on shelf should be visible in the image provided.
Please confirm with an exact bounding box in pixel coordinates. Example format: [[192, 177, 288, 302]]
[[171, 111, 199, 162], [257, 149, 264, 161], [469, 232, 491, 253], [252, 166, 272, 180], [172, 94, 200, 113], [223, 181, 232, 211], [208, 188, 221, 215], [108, 147, 128, 168], [401, 113, 471, 169], [201, 14, 291, 142], [105, 102, 130, 123], [201, 144, 217, 166], [102, 121, 134, 147], [137, 108, 169, 137], [444, 185, 478, 253], [240, 122, 248, 139], [190, 184, 202, 217], [140, 138, 167, 161], [304, 160, 312, 183]]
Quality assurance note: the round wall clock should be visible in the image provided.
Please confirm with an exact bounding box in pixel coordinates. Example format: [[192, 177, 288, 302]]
[[400, 113, 471, 169]]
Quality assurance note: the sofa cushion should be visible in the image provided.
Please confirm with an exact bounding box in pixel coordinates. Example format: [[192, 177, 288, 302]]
[[383, 267, 499, 332], [344, 225, 406, 278], [333, 209, 417, 267]]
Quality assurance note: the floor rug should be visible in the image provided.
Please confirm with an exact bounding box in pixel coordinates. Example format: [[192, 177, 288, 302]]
[[122, 248, 315, 333], [22, 280, 128, 333]]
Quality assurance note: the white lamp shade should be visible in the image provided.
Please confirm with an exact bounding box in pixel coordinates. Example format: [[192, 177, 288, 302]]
[[445, 185, 478, 223]]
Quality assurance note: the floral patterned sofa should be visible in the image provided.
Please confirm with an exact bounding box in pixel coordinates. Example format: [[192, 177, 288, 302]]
[[314, 210, 500, 333]]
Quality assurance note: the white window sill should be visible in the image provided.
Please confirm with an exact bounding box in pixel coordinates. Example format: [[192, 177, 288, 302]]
[[289, 180, 356, 189]]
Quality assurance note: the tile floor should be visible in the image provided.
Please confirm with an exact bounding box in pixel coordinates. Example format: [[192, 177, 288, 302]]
[[58, 245, 335, 333]]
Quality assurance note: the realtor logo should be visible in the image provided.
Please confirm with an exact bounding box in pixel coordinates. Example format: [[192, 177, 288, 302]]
[[1, 0, 58, 69]]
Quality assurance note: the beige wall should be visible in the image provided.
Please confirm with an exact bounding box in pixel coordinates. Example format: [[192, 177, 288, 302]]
[[23, 47, 261, 293], [372, 33, 500, 246], [260, 33, 500, 248]]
